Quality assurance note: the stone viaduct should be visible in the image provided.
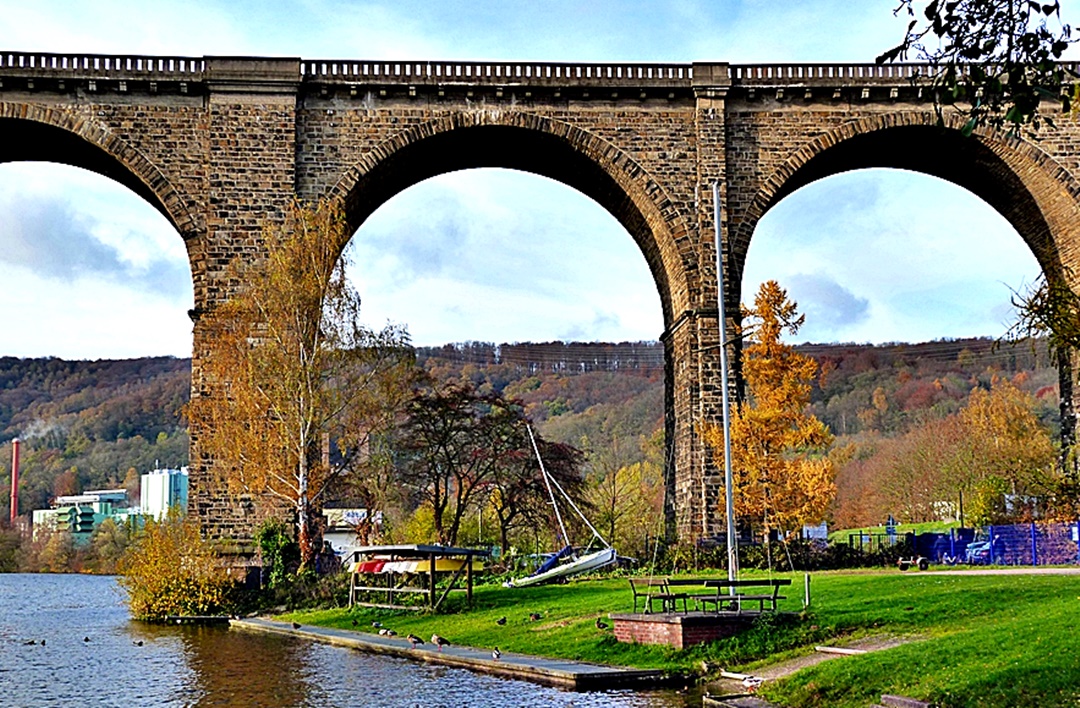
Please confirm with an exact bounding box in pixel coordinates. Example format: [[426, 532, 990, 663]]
[[3, 52, 1080, 546]]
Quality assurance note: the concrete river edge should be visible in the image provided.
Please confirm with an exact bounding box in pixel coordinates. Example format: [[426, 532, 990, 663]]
[[230, 617, 671, 690]]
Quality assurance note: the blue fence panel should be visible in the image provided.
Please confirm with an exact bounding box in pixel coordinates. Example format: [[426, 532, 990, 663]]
[[1035, 521, 1078, 565], [911, 522, 1079, 566]]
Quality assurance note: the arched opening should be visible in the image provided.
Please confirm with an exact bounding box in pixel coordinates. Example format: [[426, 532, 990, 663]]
[[348, 168, 662, 345], [0, 162, 194, 358], [0, 115, 196, 238], [743, 168, 1041, 345], [335, 119, 683, 555], [734, 124, 1075, 283], [336, 120, 695, 327], [737, 124, 1076, 533], [0, 115, 195, 540]]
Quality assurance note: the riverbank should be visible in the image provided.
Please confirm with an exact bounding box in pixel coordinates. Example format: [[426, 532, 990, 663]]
[[285, 568, 1080, 707]]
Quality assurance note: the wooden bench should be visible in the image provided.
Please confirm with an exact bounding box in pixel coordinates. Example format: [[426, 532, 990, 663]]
[[628, 578, 687, 613], [703, 578, 791, 612], [664, 578, 728, 612]]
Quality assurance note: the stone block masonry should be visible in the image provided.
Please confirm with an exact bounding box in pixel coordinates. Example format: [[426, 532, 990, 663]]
[[3, 53, 1080, 546]]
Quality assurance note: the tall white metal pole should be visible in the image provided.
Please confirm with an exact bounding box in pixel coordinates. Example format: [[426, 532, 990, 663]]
[[712, 182, 738, 585]]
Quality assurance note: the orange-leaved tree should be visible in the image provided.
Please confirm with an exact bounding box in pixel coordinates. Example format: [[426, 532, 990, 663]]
[[188, 200, 415, 571], [703, 280, 836, 540], [954, 375, 1058, 524]]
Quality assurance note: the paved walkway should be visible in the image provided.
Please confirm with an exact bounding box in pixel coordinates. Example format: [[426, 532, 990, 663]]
[[230, 618, 668, 690], [920, 567, 1080, 576]]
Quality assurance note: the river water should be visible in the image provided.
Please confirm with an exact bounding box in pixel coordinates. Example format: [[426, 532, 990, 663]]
[[0, 574, 698, 707]]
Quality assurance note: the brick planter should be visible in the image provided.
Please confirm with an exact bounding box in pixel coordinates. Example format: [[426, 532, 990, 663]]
[[610, 612, 759, 649]]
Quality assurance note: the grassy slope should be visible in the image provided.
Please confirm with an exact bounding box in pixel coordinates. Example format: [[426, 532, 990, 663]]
[[286, 570, 1080, 707], [765, 572, 1080, 708], [827, 521, 961, 544]]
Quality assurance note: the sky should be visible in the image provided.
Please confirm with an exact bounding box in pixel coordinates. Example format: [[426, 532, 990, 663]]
[[0, 0, 1070, 359]]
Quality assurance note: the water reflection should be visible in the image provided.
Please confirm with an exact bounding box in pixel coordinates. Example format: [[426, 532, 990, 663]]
[[1, 574, 697, 707], [131, 622, 317, 707]]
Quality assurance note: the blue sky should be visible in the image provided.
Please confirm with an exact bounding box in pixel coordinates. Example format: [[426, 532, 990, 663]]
[[0, 0, 1068, 358]]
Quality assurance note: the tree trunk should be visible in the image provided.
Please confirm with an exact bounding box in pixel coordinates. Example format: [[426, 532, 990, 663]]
[[296, 456, 323, 572], [297, 500, 323, 572]]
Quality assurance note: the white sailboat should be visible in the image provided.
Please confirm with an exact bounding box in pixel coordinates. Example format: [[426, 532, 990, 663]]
[[503, 425, 616, 588]]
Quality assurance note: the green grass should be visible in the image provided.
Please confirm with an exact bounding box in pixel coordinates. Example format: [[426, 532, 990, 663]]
[[284, 569, 1080, 707], [828, 520, 960, 544]]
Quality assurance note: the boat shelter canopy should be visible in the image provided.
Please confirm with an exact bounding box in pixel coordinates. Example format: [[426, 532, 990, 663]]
[[348, 544, 490, 612]]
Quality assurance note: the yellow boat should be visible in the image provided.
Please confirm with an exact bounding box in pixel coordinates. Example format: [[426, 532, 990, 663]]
[[415, 558, 485, 573]]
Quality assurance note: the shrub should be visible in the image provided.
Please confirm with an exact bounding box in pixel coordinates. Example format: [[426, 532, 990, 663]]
[[117, 511, 239, 620], [255, 518, 300, 589]]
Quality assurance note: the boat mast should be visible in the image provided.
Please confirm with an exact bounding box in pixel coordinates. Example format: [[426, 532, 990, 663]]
[[527, 424, 570, 549], [541, 449, 611, 549], [713, 182, 739, 585]]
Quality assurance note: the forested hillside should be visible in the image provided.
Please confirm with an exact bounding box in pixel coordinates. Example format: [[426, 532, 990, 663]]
[[0, 357, 190, 518], [0, 337, 1061, 531]]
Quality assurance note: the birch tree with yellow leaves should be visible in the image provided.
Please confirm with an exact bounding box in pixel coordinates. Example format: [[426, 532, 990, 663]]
[[703, 280, 836, 539], [188, 201, 415, 571]]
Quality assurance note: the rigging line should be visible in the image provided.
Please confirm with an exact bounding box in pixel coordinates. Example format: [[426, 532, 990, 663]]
[[526, 423, 569, 549], [647, 424, 677, 583], [547, 460, 612, 549], [762, 495, 774, 579], [781, 530, 797, 575], [527, 424, 612, 549]]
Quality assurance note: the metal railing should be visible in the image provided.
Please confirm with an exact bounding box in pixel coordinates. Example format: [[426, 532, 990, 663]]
[[731, 62, 926, 85], [731, 61, 1080, 86]]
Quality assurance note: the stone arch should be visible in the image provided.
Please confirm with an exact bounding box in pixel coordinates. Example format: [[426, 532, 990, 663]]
[[730, 110, 1080, 453], [0, 102, 200, 240], [731, 112, 1080, 290], [328, 110, 695, 327]]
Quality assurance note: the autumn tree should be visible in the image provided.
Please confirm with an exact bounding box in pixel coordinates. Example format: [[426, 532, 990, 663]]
[[955, 376, 1058, 522], [487, 434, 585, 555], [118, 510, 238, 620], [833, 375, 1058, 526], [703, 280, 836, 539], [397, 384, 527, 546], [88, 517, 132, 574], [187, 200, 415, 570], [583, 430, 665, 558], [878, 0, 1075, 135]]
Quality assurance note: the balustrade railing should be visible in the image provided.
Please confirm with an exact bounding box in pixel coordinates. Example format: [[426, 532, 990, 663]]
[[300, 59, 693, 86], [0, 52, 1075, 92], [0, 51, 204, 79], [730, 63, 927, 85]]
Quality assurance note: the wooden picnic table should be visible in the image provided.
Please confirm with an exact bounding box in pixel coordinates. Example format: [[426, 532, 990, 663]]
[[702, 577, 791, 612]]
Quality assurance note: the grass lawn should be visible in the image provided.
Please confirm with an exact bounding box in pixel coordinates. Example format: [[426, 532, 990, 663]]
[[284, 569, 1080, 707], [828, 520, 960, 544]]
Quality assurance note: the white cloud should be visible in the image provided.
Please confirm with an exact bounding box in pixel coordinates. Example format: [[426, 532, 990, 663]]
[[348, 169, 663, 346], [3, 265, 193, 358], [743, 169, 1041, 344], [0, 163, 193, 358]]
